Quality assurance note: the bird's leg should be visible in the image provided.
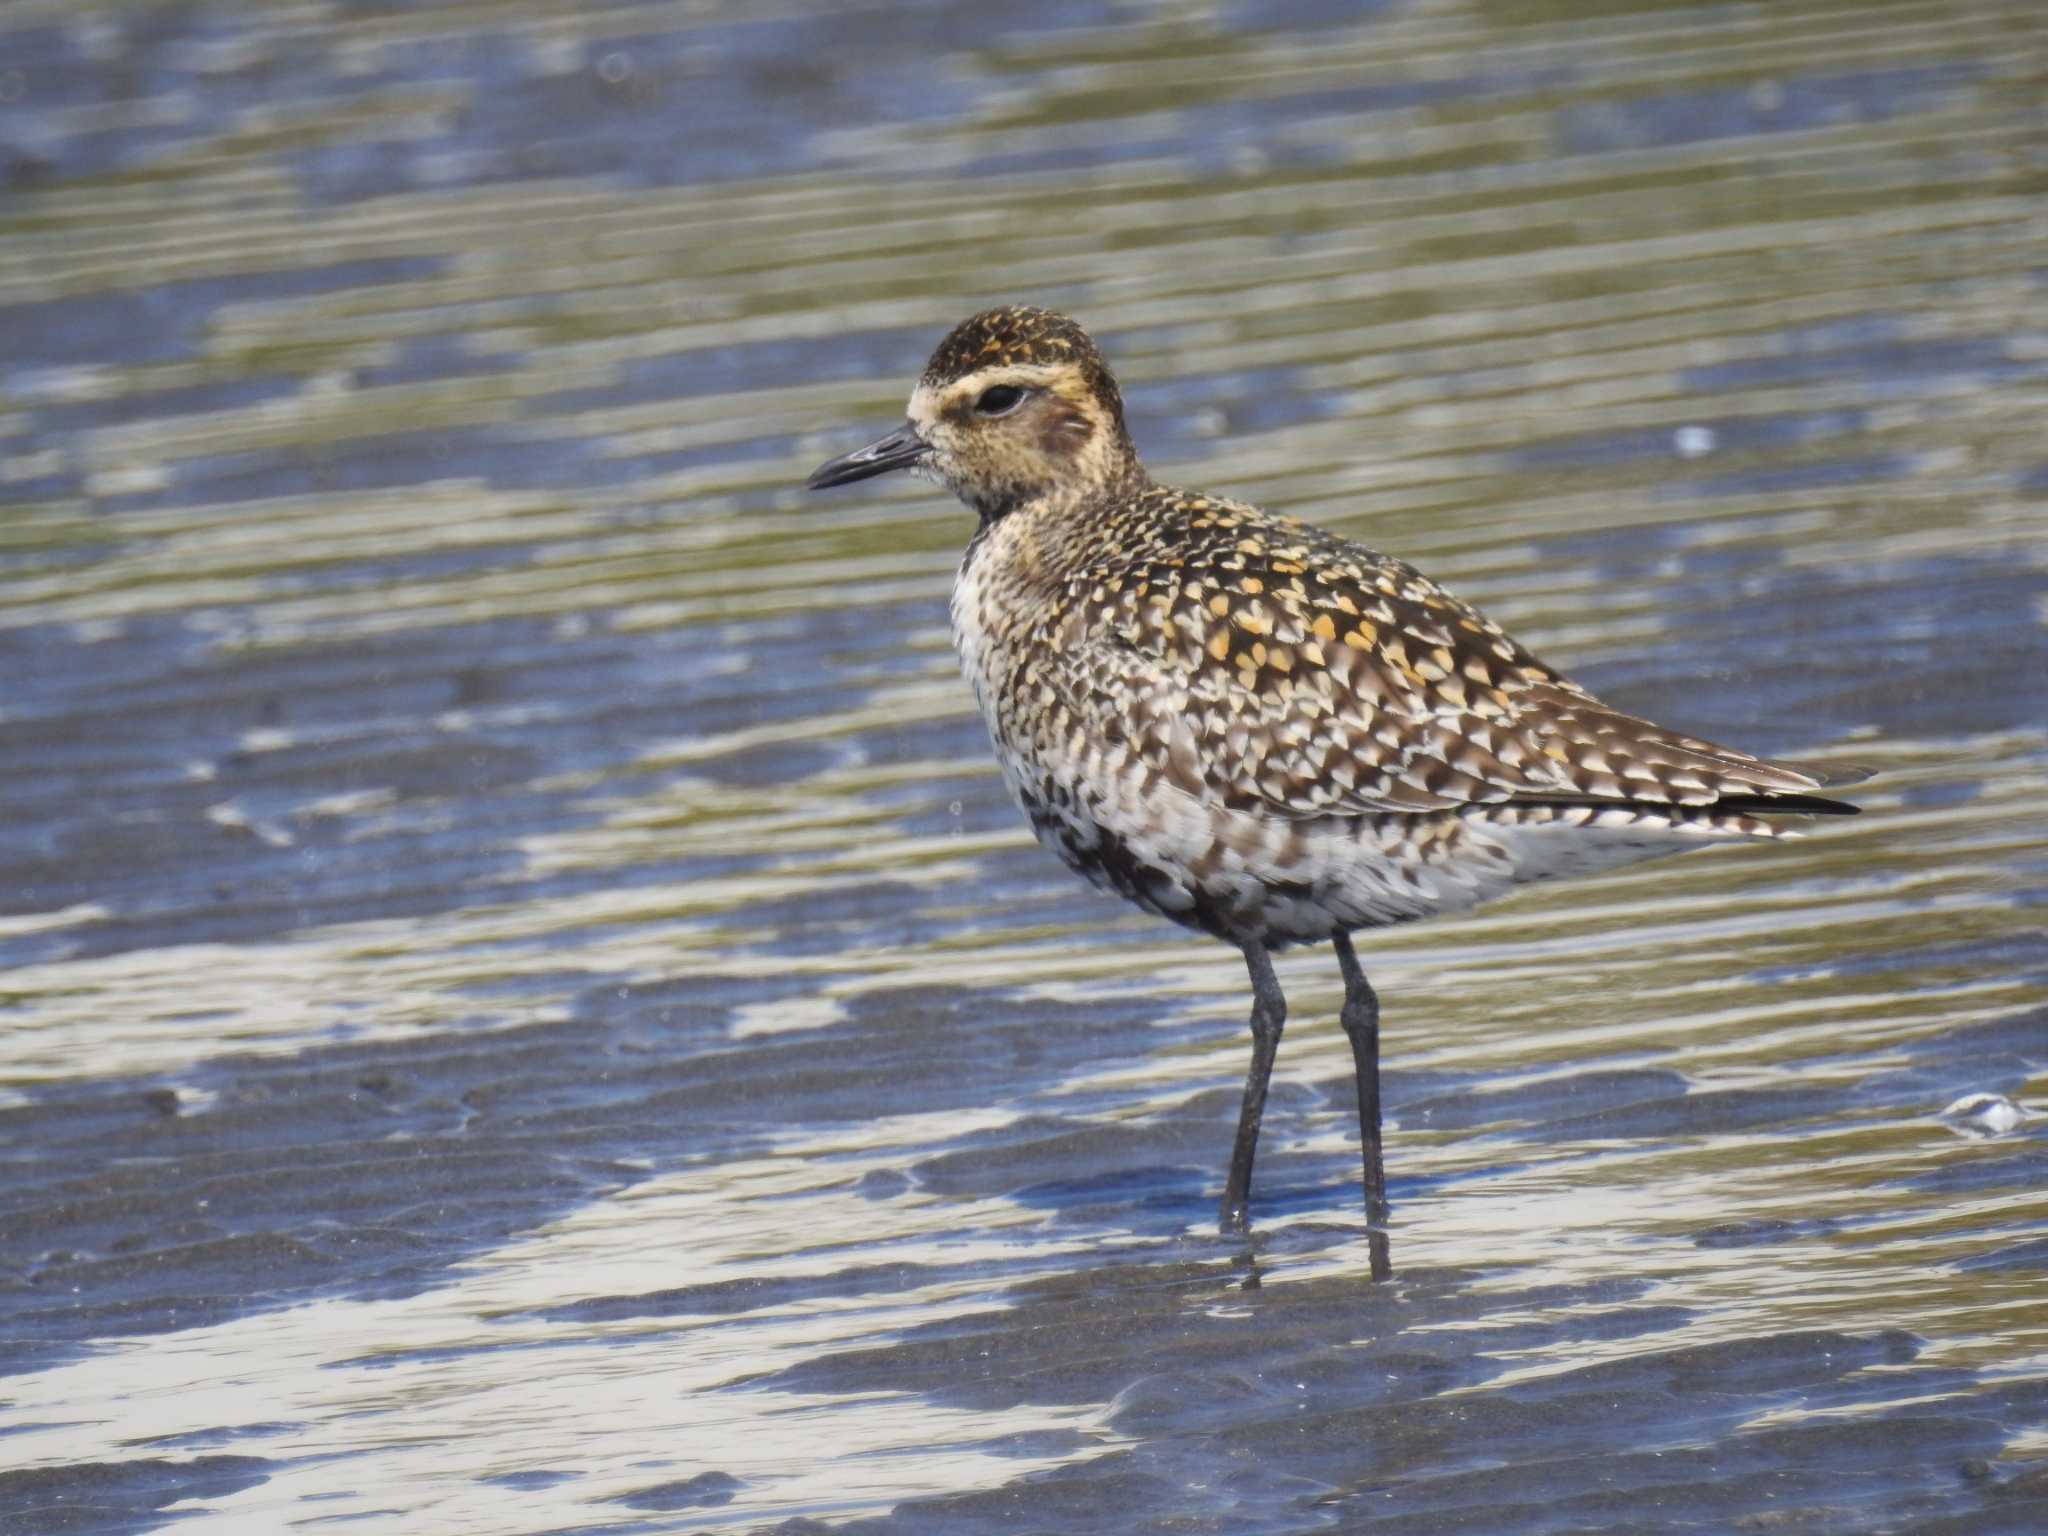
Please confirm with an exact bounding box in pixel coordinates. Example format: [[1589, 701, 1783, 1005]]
[[1220, 942, 1287, 1233], [1332, 931, 1392, 1279]]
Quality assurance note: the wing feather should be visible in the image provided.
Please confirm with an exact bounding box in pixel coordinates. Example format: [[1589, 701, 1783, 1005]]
[[1056, 494, 1850, 821]]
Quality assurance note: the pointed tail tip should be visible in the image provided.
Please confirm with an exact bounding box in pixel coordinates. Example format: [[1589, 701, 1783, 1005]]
[[1733, 755, 1869, 813], [1710, 789, 1862, 817]]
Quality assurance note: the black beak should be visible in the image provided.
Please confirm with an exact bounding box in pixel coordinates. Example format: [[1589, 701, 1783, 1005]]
[[806, 422, 929, 490]]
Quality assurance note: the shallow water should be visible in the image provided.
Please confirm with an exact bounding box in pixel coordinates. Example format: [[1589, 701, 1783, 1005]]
[[2, 0, 2046, 1531]]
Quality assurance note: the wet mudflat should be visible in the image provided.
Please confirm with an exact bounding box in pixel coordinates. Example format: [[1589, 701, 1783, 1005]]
[[2, 0, 2046, 1531]]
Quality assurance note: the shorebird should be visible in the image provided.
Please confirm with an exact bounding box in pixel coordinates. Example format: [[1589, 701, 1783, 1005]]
[[808, 306, 1860, 1274]]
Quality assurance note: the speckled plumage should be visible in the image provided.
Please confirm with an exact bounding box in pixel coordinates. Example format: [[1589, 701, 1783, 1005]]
[[809, 305, 1861, 1253], [926, 313, 1850, 947]]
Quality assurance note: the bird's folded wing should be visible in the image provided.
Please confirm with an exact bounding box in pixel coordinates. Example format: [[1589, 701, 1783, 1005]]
[[1062, 535, 1838, 820]]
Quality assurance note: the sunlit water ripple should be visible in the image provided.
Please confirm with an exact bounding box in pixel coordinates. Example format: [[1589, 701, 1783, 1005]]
[[1, 0, 2045, 1531]]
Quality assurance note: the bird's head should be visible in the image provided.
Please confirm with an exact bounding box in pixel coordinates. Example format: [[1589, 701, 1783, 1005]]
[[807, 306, 1142, 520]]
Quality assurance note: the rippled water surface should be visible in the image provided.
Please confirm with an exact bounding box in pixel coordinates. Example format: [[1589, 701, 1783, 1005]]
[[3, 0, 2047, 1531]]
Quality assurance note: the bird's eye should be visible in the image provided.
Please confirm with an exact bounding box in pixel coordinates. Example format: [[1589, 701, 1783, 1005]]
[[973, 384, 1028, 417]]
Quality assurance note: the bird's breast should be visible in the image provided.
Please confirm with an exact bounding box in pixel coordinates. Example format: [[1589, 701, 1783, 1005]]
[[949, 528, 1008, 729], [950, 515, 1067, 738]]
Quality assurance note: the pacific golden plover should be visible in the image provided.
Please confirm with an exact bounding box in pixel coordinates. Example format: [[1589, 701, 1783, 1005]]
[[808, 306, 1860, 1273]]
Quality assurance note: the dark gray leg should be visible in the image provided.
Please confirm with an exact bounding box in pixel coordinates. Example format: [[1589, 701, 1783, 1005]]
[[1219, 942, 1287, 1233], [1332, 931, 1392, 1280]]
